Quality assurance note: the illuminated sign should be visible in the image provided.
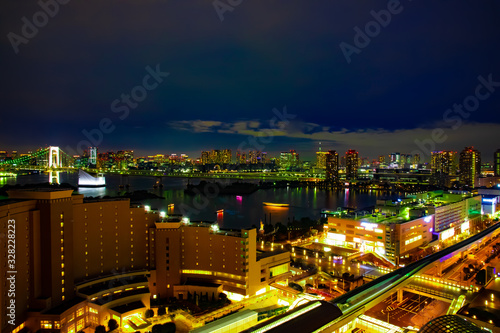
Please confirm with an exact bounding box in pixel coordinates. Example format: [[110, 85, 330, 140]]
[[327, 233, 346, 241], [441, 228, 455, 241], [159, 211, 166, 218], [482, 198, 497, 203], [424, 216, 432, 223], [360, 222, 378, 230], [461, 221, 470, 233]]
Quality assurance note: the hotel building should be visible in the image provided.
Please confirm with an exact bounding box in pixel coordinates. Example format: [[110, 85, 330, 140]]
[[0, 188, 289, 333]]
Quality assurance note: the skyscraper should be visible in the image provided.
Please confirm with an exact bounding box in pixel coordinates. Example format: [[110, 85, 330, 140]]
[[345, 149, 359, 180], [316, 151, 327, 169], [325, 150, 339, 183], [431, 151, 456, 174], [201, 151, 209, 164], [280, 150, 299, 170], [459, 147, 481, 187], [431, 151, 456, 187]]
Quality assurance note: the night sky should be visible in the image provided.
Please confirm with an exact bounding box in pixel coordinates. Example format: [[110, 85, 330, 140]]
[[2, 0, 500, 161]]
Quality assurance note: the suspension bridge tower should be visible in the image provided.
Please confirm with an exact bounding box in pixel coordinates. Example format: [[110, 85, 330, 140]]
[[48, 146, 61, 168]]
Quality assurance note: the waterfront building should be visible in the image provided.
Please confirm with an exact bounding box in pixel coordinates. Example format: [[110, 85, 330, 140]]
[[316, 151, 327, 169], [200, 149, 232, 165], [345, 149, 359, 181], [459, 146, 481, 188], [201, 151, 210, 165], [279, 150, 299, 170], [325, 150, 339, 183]]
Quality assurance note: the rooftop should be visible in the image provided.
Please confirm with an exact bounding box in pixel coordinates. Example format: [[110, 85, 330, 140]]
[[257, 249, 289, 260], [78, 275, 148, 296], [111, 301, 146, 314], [43, 297, 86, 315]]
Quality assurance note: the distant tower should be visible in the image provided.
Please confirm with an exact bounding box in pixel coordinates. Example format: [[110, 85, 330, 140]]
[[316, 142, 327, 169], [89, 147, 98, 166], [48, 146, 61, 168], [459, 147, 481, 187]]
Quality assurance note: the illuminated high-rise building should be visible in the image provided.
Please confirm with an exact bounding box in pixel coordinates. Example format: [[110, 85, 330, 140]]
[[316, 151, 327, 169], [248, 150, 258, 164], [431, 151, 456, 187], [219, 149, 232, 164], [316, 142, 327, 169], [345, 149, 359, 180], [201, 151, 210, 164], [494, 149, 500, 177], [378, 155, 386, 164], [204, 149, 231, 164], [459, 147, 481, 187], [279, 150, 299, 170], [390, 152, 400, 164], [236, 151, 246, 164], [413, 154, 420, 165], [89, 147, 98, 166], [431, 151, 456, 175], [260, 152, 267, 164], [325, 150, 339, 183]]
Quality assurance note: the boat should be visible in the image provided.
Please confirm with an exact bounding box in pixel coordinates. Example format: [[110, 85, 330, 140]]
[[78, 169, 106, 187], [262, 202, 289, 207]]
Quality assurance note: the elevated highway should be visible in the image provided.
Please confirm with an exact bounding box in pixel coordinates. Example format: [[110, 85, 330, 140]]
[[252, 222, 500, 332]]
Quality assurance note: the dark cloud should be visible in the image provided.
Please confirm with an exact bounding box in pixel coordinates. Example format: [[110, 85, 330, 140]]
[[1, 0, 500, 160]]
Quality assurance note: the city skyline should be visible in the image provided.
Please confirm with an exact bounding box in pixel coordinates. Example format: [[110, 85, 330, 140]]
[[2, 145, 500, 165]]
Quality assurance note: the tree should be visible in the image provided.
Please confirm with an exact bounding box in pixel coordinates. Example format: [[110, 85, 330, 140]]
[[145, 309, 154, 318], [157, 305, 167, 316], [218, 292, 228, 301], [95, 326, 106, 333], [152, 324, 162, 333], [163, 322, 176, 333], [107, 319, 119, 332]]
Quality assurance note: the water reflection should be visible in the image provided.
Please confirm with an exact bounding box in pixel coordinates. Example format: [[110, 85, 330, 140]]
[[5, 172, 403, 229]]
